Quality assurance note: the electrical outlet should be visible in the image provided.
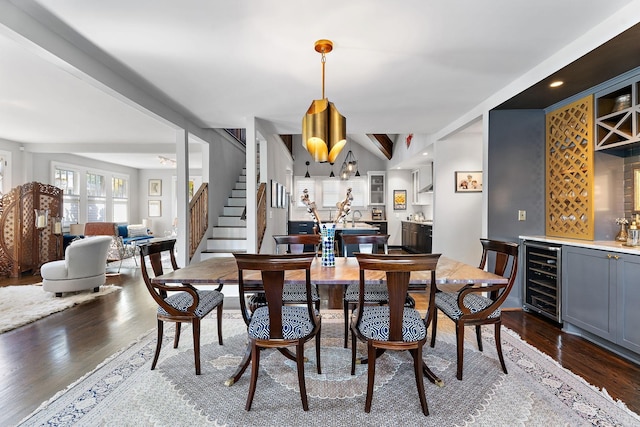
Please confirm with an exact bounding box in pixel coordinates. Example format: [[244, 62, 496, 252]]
[[518, 210, 526, 221]]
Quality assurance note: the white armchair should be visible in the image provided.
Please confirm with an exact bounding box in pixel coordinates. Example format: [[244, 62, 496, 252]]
[[41, 236, 113, 297]]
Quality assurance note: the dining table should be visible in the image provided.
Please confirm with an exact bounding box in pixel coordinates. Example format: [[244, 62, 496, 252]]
[[152, 255, 508, 387]]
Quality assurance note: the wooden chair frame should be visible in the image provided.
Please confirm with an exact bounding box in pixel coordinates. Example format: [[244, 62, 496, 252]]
[[140, 239, 224, 375], [430, 238, 518, 380], [234, 253, 322, 411], [350, 253, 441, 416], [341, 234, 389, 348]]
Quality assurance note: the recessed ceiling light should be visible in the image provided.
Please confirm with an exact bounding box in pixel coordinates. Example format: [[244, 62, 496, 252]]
[[549, 80, 564, 88], [422, 152, 428, 156]]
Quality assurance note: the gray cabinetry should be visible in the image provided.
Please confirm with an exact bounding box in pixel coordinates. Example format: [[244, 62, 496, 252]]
[[562, 245, 640, 355]]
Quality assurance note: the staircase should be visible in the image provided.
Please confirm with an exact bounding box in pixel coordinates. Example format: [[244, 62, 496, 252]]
[[201, 168, 247, 259]]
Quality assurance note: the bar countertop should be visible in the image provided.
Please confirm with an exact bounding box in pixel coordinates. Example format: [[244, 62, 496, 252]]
[[519, 235, 640, 255]]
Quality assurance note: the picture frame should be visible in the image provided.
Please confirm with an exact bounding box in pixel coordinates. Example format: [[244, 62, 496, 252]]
[[148, 200, 162, 217], [455, 171, 483, 193], [278, 183, 285, 208], [271, 180, 278, 208], [393, 189, 407, 210], [148, 179, 162, 196]]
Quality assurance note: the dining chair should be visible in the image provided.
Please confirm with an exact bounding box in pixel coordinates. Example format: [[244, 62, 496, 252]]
[[139, 239, 224, 375], [341, 234, 390, 347], [350, 253, 441, 416], [430, 238, 518, 380], [273, 234, 321, 310], [234, 253, 322, 411]]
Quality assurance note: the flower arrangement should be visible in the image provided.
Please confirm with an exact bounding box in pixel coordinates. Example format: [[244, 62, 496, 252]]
[[616, 217, 629, 225]]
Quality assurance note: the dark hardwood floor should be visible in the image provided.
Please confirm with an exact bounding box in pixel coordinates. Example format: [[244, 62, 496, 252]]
[[1, 269, 639, 425]]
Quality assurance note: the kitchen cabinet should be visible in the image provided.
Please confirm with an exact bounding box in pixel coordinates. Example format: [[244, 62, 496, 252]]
[[595, 76, 640, 152], [562, 245, 640, 355], [401, 221, 432, 253], [545, 95, 594, 240], [364, 221, 387, 235], [368, 171, 385, 205]]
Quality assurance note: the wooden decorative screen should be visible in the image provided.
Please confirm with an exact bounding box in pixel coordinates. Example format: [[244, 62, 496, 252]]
[[545, 95, 594, 240]]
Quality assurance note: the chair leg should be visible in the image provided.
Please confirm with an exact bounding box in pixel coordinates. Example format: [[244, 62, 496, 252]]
[[412, 347, 429, 416], [495, 322, 508, 374], [193, 318, 201, 375], [476, 325, 483, 352], [216, 303, 224, 345], [343, 299, 350, 348], [456, 322, 465, 380], [315, 325, 322, 374], [351, 324, 357, 375], [174, 322, 182, 348], [297, 341, 309, 411], [151, 319, 164, 370], [364, 342, 377, 413], [430, 308, 438, 348], [245, 341, 260, 411]]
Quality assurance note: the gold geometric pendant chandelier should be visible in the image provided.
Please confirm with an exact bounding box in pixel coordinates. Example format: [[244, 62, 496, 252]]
[[302, 39, 346, 163]]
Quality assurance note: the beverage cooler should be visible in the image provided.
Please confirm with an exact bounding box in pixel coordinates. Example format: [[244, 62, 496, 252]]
[[522, 241, 562, 323]]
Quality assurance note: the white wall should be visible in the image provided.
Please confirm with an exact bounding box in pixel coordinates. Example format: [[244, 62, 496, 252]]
[[260, 132, 294, 254], [433, 131, 484, 265]]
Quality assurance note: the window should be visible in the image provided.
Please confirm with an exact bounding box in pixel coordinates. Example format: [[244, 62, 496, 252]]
[[112, 176, 129, 223], [87, 173, 106, 222], [54, 167, 80, 226]]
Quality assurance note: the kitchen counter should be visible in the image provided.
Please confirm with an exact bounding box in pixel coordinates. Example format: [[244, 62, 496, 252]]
[[403, 219, 434, 225], [519, 235, 640, 255]]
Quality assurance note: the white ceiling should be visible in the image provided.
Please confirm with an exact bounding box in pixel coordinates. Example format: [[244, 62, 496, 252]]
[[0, 0, 638, 170]]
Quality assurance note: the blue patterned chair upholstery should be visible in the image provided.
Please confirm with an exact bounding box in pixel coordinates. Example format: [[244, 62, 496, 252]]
[[350, 253, 441, 416], [234, 253, 321, 412], [430, 239, 519, 381], [341, 233, 390, 348], [139, 239, 224, 375]]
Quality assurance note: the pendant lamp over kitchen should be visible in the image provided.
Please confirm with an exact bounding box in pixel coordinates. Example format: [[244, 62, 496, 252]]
[[302, 39, 347, 163]]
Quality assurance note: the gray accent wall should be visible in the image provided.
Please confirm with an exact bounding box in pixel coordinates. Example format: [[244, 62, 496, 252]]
[[488, 109, 546, 307]]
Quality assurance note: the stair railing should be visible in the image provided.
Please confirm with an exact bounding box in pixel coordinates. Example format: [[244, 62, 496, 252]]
[[257, 182, 267, 252], [189, 182, 208, 261]]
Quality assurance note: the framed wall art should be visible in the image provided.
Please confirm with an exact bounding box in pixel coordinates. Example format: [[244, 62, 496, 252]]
[[455, 171, 483, 193], [149, 179, 162, 196], [271, 180, 278, 208], [148, 200, 162, 217], [393, 189, 407, 210]]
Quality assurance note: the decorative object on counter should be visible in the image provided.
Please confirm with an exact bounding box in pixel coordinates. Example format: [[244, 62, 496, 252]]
[[302, 39, 346, 164], [393, 189, 407, 210], [455, 171, 483, 192], [301, 188, 321, 227], [320, 223, 336, 267], [626, 221, 639, 246], [615, 217, 629, 242], [334, 187, 353, 224]]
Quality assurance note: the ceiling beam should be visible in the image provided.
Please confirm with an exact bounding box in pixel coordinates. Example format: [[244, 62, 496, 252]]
[[367, 134, 393, 160]]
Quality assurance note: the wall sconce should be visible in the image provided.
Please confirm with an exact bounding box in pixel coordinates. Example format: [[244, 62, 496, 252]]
[[304, 161, 311, 178]]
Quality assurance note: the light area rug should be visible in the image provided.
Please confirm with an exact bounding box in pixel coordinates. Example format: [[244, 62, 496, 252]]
[[19, 311, 640, 426], [0, 284, 121, 334]]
